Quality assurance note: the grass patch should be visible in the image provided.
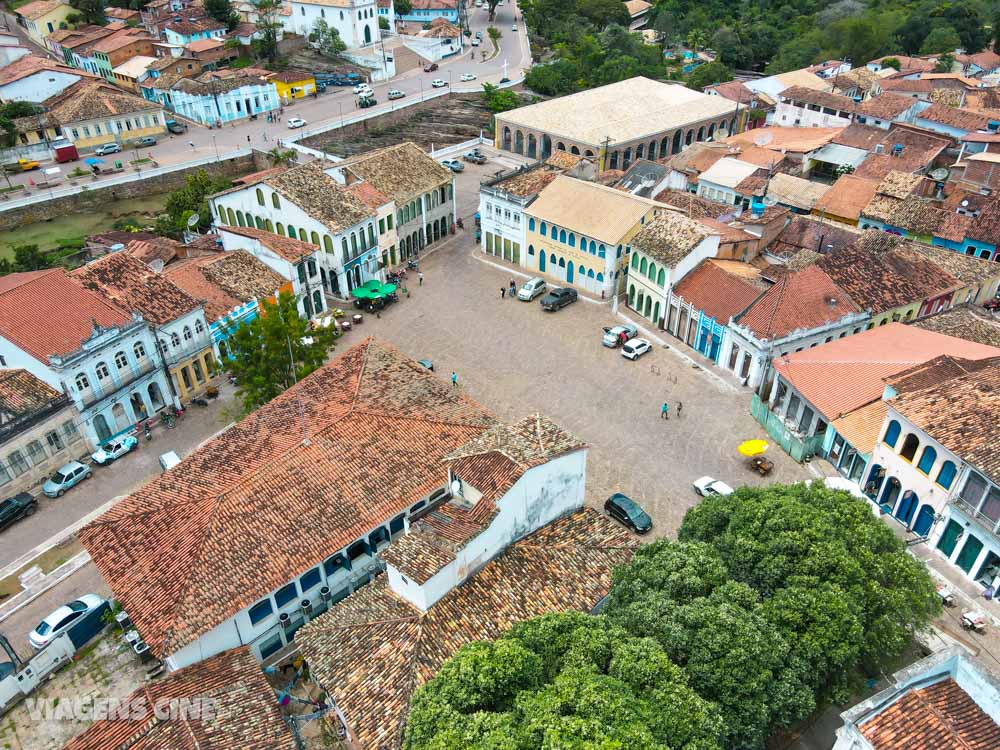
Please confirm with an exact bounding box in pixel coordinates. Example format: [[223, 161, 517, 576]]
[[0, 536, 83, 600]]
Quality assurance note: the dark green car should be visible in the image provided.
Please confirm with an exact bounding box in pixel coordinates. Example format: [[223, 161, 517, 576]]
[[0, 492, 36, 532], [604, 492, 652, 534]]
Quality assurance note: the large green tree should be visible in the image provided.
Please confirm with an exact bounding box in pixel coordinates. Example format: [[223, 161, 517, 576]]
[[155, 170, 233, 236], [686, 61, 732, 91], [404, 612, 723, 750], [225, 290, 338, 411], [310, 19, 347, 58], [69, 0, 105, 24], [920, 25, 962, 55], [204, 0, 239, 30]]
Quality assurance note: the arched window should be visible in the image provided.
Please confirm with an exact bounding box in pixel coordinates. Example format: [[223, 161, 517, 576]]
[[917, 446, 937, 474], [95, 362, 109, 380], [133, 342, 145, 359], [529, 218, 536, 231], [590, 240, 596, 254], [170, 332, 180, 347], [540, 221, 547, 235], [596, 272, 604, 282], [255, 217, 264, 229], [599, 245, 606, 258], [883, 420, 901, 447], [936, 461, 957, 489], [256, 188, 264, 206], [368, 225, 375, 246], [900, 433, 919, 462], [342, 238, 349, 257], [75, 373, 89, 391], [550, 252, 556, 267], [324, 236, 334, 253], [639, 257, 647, 274], [631, 253, 639, 270], [226, 207, 236, 225], [559, 229, 566, 243], [351, 232, 358, 252], [550, 225, 557, 239], [272, 193, 280, 209], [569, 233, 576, 247], [657, 268, 666, 286], [558, 257, 565, 268], [311, 231, 320, 246], [288, 226, 297, 239], [276, 222, 284, 235], [300, 227, 308, 242], [236, 211, 245, 227], [265, 219, 273, 232], [647, 262, 656, 281], [195, 319, 205, 334], [114, 351, 128, 370], [183, 326, 193, 341]]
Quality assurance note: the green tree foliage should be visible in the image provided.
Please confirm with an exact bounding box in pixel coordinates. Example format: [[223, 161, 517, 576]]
[[686, 61, 732, 91], [155, 170, 233, 236], [605, 483, 940, 749], [266, 147, 299, 166], [880, 56, 901, 70], [225, 290, 338, 411], [69, 0, 105, 24], [252, 0, 283, 61], [920, 25, 962, 54], [394, 0, 411, 14], [404, 612, 723, 750], [204, 0, 240, 30], [481, 83, 521, 113], [0, 101, 40, 149], [935, 51, 956, 72], [310, 19, 347, 58]]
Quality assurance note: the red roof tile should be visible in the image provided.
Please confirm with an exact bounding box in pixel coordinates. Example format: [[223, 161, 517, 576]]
[[219, 225, 318, 262], [0, 269, 130, 362], [672, 259, 762, 323]]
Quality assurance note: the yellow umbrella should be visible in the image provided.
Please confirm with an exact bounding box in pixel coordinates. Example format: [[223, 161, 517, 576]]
[[738, 440, 769, 457]]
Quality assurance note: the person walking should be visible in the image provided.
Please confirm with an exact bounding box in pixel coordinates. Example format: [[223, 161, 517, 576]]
[[677, 401, 683, 418], [661, 402, 669, 420], [418, 271, 424, 286], [500, 286, 506, 299], [451, 371, 458, 387], [509, 279, 516, 297]]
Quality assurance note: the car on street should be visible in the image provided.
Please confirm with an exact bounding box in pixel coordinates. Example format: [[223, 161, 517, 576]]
[[42, 461, 91, 498], [29, 594, 107, 649], [423, 62, 439, 72], [353, 83, 372, 94], [602, 323, 638, 347], [476, 31, 483, 38], [621, 338, 651, 360], [137, 136, 157, 147], [512, 24, 517, 31], [93, 143, 121, 156], [471, 38, 480, 46], [431, 78, 447, 87], [692, 476, 735, 497], [517, 277, 546, 301], [287, 117, 307, 129], [463, 150, 487, 164], [358, 95, 377, 108], [0, 492, 37, 532], [540, 287, 577, 311], [91, 434, 138, 466], [441, 158, 464, 172], [460, 73, 477, 81], [166, 121, 187, 134], [387, 89, 405, 99], [604, 493, 652, 534]]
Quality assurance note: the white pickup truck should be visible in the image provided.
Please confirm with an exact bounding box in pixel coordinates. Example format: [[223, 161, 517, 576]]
[[0, 633, 75, 716]]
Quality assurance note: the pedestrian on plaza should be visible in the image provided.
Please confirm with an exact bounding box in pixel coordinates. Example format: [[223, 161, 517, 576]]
[[619, 330, 627, 347], [418, 271, 424, 286], [188, 141, 195, 150], [677, 401, 683, 418], [451, 371, 458, 387], [500, 286, 506, 299], [661, 402, 669, 420], [509, 280, 516, 297], [247, 135, 251, 143]]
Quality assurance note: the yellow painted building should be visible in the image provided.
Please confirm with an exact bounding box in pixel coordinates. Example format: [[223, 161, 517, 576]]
[[16, 0, 73, 47], [269, 69, 316, 102], [521, 175, 665, 296]]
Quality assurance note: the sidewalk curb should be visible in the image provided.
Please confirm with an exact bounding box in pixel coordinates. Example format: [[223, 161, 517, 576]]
[[0, 550, 92, 624], [473, 253, 610, 306]]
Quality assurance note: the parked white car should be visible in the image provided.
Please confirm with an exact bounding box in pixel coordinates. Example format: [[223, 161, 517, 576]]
[[287, 117, 307, 129], [518, 277, 547, 301], [91, 434, 137, 466], [431, 79, 448, 88], [621, 338, 651, 360], [29, 594, 106, 649], [387, 89, 405, 100], [353, 83, 373, 95], [460, 73, 477, 81], [692, 476, 735, 497], [602, 323, 637, 348]]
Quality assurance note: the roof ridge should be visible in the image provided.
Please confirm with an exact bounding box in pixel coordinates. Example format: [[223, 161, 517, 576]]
[[912, 681, 979, 750]]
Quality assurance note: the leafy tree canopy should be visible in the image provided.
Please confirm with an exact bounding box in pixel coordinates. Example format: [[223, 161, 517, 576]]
[[155, 170, 232, 236], [204, 0, 240, 30], [224, 289, 338, 412], [310, 18, 347, 58], [686, 61, 732, 91], [481, 82, 522, 113]]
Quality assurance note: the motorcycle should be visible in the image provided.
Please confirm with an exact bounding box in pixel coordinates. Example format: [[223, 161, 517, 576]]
[[192, 397, 210, 407], [162, 412, 176, 429], [407, 259, 419, 270], [142, 421, 152, 441], [456, 217, 464, 229]]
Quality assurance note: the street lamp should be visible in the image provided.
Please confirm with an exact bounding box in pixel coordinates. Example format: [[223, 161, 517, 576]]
[[211, 134, 219, 160]]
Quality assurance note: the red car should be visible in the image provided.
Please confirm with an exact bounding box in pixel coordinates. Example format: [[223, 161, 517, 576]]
[[423, 62, 438, 72]]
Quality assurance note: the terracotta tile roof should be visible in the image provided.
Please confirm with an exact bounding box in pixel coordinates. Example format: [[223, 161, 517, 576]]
[[936, 211, 975, 242], [814, 174, 880, 221], [917, 103, 993, 131], [966, 199, 1000, 244], [768, 215, 861, 259], [859, 677, 1000, 750], [267, 68, 313, 83], [79, 339, 499, 658], [61, 647, 296, 750], [881, 78, 934, 94], [704, 79, 773, 106], [72, 251, 199, 327], [772, 323, 1000, 418], [0, 55, 79, 87], [765, 173, 830, 211], [491, 165, 560, 197], [664, 142, 729, 175], [856, 92, 916, 120], [344, 180, 390, 210], [165, 17, 225, 35], [914, 305, 1000, 348], [265, 161, 372, 233], [16, 0, 65, 21], [339, 142, 451, 204], [0, 368, 64, 417], [862, 195, 950, 236], [779, 85, 857, 113], [956, 49, 1000, 71], [819, 231, 959, 314], [44, 80, 159, 124], [830, 399, 888, 454], [725, 126, 846, 154], [870, 55, 937, 73], [736, 174, 768, 196], [185, 37, 224, 52], [164, 251, 284, 322], [831, 67, 884, 95], [296, 508, 639, 750], [220, 225, 318, 262], [544, 150, 586, 170], [734, 265, 861, 340], [672, 259, 762, 322], [90, 28, 153, 54], [125, 236, 182, 266], [0, 269, 130, 362], [629, 211, 714, 266], [907, 242, 1000, 286], [877, 170, 925, 199]]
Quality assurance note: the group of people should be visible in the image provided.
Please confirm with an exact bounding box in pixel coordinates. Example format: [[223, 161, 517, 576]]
[[500, 279, 517, 298], [660, 402, 682, 420]]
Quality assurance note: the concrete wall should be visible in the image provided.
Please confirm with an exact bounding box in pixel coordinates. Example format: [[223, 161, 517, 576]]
[[0, 70, 80, 103]]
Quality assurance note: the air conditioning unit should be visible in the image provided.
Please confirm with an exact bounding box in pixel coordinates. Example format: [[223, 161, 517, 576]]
[[319, 586, 332, 601], [874, 144, 884, 154], [278, 612, 291, 627], [300, 598, 313, 615]]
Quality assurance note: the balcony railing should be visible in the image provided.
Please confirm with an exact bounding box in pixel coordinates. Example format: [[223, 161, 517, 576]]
[[76, 358, 158, 409], [951, 496, 1000, 536], [159, 332, 213, 366]]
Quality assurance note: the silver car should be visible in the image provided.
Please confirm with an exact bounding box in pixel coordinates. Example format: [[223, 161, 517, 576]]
[[517, 277, 546, 301], [602, 324, 638, 347]]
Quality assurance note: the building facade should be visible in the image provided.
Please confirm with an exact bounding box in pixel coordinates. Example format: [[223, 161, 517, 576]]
[[287, 0, 381, 47]]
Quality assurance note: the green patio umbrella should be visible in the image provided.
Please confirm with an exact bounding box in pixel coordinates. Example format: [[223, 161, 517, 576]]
[[363, 279, 382, 291], [351, 287, 372, 299], [379, 283, 397, 295]]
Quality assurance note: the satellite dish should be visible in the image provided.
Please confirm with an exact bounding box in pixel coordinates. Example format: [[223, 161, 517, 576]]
[[186, 213, 201, 227], [450, 479, 462, 496], [929, 167, 950, 181], [961, 199, 970, 207], [754, 131, 774, 148], [149, 259, 165, 273]]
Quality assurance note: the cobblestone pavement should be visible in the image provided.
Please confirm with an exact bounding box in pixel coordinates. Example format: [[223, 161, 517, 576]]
[[335, 167, 813, 535]]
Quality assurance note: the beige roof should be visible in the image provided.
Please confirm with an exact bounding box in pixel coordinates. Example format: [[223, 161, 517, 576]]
[[526, 175, 660, 244], [16, 0, 66, 20], [498, 77, 737, 147], [630, 210, 715, 266], [773, 68, 830, 91], [624, 0, 651, 15], [767, 173, 830, 211], [111, 55, 157, 78], [831, 399, 888, 454], [725, 126, 844, 154]]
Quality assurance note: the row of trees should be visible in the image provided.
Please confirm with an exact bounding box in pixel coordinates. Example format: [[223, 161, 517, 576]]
[[404, 483, 941, 749]]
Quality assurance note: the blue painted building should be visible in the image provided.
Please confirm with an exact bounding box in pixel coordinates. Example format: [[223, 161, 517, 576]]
[[397, 0, 459, 24], [931, 203, 1000, 261]]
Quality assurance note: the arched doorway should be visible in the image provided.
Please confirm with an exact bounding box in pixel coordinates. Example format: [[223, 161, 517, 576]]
[[864, 464, 885, 500], [556, 142, 565, 151], [653, 301, 660, 325], [111, 402, 128, 431], [567, 261, 574, 283], [353, 266, 362, 288], [129, 392, 147, 421], [570, 145, 580, 155], [538, 250, 545, 272], [913, 504, 935, 536], [628, 285, 635, 306], [364, 25, 371, 44], [527, 134, 537, 158], [672, 131, 682, 154], [895, 490, 918, 527], [94, 414, 112, 443], [541, 134, 551, 158], [515, 130, 524, 154], [685, 129, 694, 146], [502, 127, 512, 150], [879, 477, 901, 512], [648, 141, 657, 159], [643, 296, 652, 318]]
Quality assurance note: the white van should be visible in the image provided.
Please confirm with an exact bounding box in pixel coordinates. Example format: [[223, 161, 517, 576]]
[[517, 277, 546, 301], [159, 451, 181, 472]]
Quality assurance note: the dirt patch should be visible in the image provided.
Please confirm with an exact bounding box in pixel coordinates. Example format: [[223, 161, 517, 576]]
[[301, 93, 493, 157]]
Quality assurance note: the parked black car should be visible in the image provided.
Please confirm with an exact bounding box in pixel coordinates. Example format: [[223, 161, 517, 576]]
[[604, 492, 652, 534], [540, 287, 578, 311], [0, 492, 37, 532]]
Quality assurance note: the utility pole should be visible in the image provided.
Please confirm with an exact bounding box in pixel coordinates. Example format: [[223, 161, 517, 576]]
[[599, 134, 613, 171]]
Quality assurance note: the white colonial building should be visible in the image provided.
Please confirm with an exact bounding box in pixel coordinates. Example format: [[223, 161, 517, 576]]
[[286, 0, 382, 48]]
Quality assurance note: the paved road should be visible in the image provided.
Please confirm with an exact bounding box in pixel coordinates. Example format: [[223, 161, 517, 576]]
[[1, 2, 528, 192]]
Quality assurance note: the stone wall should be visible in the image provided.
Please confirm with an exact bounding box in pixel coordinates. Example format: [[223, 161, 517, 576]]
[[0, 153, 258, 232]]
